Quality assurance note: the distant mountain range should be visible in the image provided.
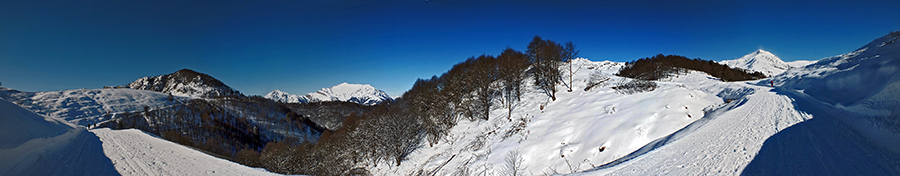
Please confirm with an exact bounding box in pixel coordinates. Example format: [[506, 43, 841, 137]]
[[265, 83, 392, 106]]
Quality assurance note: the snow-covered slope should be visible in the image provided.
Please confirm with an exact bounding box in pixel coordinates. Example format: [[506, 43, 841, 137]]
[[0, 87, 188, 126], [127, 69, 241, 98], [579, 32, 900, 175], [0, 99, 279, 175], [371, 59, 730, 175], [785, 60, 816, 68], [776, 31, 900, 152], [721, 49, 793, 76], [0, 99, 118, 175], [265, 83, 392, 105]]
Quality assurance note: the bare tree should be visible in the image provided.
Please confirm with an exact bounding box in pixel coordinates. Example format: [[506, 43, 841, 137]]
[[504, 149, 526, 176], [563, 42, 580, 92], [498, 48, 529, 119], [527, 36, 563, 101]]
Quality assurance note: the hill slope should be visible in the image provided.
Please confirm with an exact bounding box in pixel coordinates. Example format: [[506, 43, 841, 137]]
[[371, 59, 732, 175], [0, 87, 188, 126], [0, 99, 279, 175]]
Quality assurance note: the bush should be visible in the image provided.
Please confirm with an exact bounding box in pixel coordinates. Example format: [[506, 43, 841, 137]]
[[584, 71, 611, 91], [612, 79, 657, 94]]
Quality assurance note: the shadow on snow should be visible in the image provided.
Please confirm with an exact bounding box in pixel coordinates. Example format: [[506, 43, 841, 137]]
[[740, 89, 900, 176]]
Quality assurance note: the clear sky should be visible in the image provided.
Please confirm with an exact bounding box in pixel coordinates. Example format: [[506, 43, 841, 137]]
[[2, 0, 899, 96]]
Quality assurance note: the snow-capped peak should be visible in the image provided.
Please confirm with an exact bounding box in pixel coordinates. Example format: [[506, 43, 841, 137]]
[[264, 89, 308, 103], [721, 49, 793, 76], [264, 83, 392, 105]]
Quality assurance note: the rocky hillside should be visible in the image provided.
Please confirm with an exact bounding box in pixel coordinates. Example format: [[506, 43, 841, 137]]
[[127, 69, 241, 98]]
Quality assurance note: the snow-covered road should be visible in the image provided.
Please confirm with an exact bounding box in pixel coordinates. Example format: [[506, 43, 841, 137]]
[[92, 128, 278, 176]]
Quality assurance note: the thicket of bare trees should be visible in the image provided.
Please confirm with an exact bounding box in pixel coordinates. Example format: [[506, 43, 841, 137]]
[[617, 54, 766, 81], [526, 36, 578, 100], [498, 48, 529, 119]]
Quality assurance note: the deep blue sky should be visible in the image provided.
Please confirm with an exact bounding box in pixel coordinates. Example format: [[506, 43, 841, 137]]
[[2, 0, 899, 96]]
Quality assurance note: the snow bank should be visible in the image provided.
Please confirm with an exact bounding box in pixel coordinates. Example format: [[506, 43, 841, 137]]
[[0, 99, 73, 149], [0, 99, 118, 176], [776, 32, 900, 154], [777, 33, 900, 107]]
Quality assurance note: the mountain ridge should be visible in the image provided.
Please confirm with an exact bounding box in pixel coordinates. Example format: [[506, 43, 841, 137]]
[[264, 82, 391, 105]]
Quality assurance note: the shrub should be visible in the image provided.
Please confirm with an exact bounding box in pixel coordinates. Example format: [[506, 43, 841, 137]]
[[584, 71, 611, 91], [612, 79, 657, 94]]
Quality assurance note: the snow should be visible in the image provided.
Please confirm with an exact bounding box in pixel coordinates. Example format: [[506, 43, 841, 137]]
[[0, 99, 73, 149], [92, 128, 279, 176], [264, 82, 392, 105], [0, 99, 117, 175], [721, 49, 794, 76], [0, 99, 280, 175], [0, 88, 187, 126], [785, 60, 816, 68], [264, 89, 307, 103]]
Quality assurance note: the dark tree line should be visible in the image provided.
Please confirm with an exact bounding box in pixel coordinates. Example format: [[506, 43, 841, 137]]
[[285, 101, 374, 131], [241, 104, 422, 175], [617, 54, 767, 81]]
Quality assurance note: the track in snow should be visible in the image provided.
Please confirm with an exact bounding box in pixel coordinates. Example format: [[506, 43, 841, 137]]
[[91, 128, 277, 176]]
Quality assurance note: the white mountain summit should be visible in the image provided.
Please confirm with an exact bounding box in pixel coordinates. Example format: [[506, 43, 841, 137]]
[[264, 83, 391, 105], [721, 49, 794, 76]]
